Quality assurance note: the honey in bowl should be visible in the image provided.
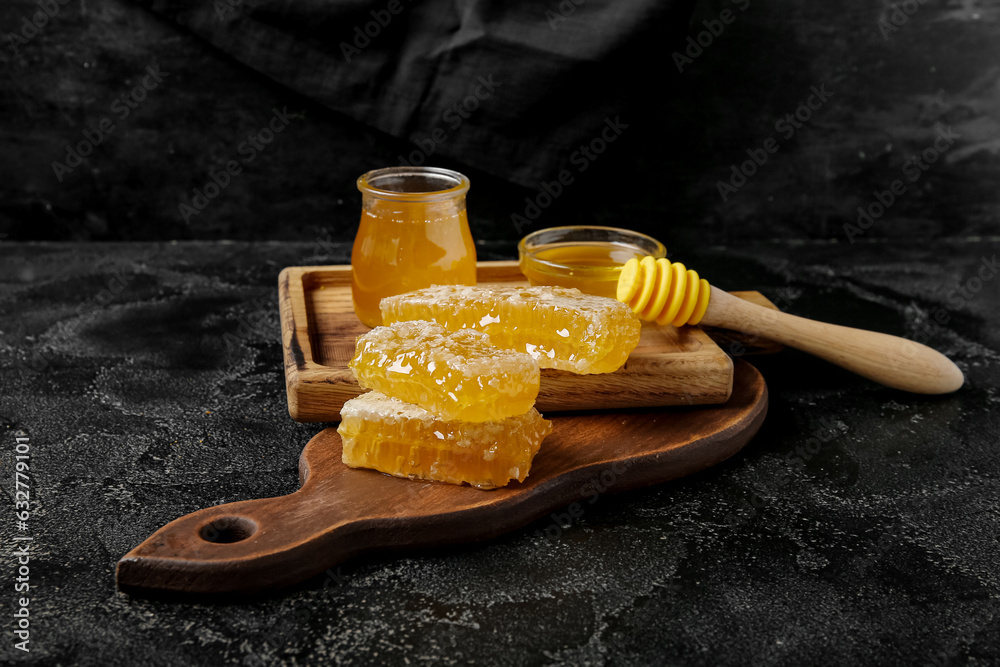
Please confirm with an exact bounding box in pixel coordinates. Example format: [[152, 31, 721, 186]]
[[351, 167, 477, 327], [518, 226, 667, 299]]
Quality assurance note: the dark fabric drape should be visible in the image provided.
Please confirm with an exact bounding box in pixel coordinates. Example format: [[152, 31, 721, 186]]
[[133, 0, 696, 186]]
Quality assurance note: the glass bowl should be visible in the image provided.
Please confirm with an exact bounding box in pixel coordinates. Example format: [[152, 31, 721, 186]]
[[518, 226, 666, 299]]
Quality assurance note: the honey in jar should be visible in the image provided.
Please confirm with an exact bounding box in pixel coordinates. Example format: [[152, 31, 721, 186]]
[[517, 226, 666, 299], [351, 167, 477, 327]]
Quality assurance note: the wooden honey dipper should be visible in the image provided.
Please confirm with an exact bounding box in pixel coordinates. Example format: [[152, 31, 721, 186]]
[[617, 256, 964, 394]]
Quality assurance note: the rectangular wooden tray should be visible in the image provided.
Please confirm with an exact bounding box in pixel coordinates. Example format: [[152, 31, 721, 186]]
[[278, 261, 778, 422]]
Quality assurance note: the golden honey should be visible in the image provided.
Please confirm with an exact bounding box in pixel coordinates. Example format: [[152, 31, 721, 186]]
[[338, 391, 552, 489], [349, 320, 540, 422], [518, 226, 666, 299], [381, 284, 641, 374], [351, 167, 477, 327]]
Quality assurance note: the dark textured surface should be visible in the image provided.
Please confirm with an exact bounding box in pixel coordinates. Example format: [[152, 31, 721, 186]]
[[1, 240, 998, 665]]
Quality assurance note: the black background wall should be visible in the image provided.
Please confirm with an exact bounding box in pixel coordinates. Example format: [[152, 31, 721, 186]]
[[3, 0, 997, 249]]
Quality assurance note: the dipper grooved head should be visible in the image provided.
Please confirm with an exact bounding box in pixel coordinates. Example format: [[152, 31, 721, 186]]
[[616, 257, 712, 326]]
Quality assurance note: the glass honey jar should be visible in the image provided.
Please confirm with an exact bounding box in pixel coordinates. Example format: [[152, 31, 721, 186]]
[[351, 167, 477, 327]]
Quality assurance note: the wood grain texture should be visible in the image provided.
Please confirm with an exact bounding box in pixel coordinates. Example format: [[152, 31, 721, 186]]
[[116, 360, 768, 596], [701, 290, 785, 357], [701, 287, 964, 394], [279, 261, 779, 422]]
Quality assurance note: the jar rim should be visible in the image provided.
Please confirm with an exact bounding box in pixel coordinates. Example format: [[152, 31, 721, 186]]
[[358, 166, 470, 202]]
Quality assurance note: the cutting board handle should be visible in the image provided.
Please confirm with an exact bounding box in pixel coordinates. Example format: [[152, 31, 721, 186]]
[[117, 362, 769, 596], [116, 441, 370, 595]]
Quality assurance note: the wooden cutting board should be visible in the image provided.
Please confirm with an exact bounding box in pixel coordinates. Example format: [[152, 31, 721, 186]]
[[116, 359, 767, 597], [278, 261, 779, 421]]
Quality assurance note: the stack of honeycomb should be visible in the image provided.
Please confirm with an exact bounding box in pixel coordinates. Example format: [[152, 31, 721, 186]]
[[338, 320, 551, 489], [339, 285, 642, 489]]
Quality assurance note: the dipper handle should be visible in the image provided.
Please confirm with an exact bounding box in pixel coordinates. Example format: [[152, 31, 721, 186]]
[[618, 257, 963, 394]]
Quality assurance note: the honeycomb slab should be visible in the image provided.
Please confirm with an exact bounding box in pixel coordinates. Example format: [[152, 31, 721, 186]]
[[350, 320, 540, 422], [380, 285, 641, 374], [338, 391, 552, 489]]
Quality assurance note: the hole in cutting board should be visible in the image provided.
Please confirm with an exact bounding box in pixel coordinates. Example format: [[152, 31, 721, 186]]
[[199, 516, 258, 543]]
